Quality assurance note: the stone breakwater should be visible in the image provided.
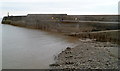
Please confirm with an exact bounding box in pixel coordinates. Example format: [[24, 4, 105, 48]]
[[2, 14, 120, 33], [49, 39, 119, 69]]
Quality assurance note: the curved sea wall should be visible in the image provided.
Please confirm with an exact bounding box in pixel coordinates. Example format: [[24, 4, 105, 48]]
[[2, 14, 119, 32]]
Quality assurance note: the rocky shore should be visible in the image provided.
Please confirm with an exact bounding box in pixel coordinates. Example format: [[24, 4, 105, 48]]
[[49, 39, 119, 69]]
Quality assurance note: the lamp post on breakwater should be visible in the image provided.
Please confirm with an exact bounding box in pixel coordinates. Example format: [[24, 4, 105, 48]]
[[7, 12, 9, 17]]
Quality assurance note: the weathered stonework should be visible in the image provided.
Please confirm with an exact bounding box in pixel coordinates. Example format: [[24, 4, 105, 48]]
[[1, 14, 119, 33]]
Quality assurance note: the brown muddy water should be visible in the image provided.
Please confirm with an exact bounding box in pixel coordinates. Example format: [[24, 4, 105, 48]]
[[2, 24, 79, 69]]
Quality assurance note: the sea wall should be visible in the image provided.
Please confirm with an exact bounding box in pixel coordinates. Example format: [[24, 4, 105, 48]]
[[2, 16, 27, 27], [1, 14, 119, 32], [67, 30, 120, 44], [25, 14, 67, 31], [68, 15, 119, 22]]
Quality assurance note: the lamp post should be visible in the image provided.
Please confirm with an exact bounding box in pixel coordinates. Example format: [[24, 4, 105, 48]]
[[7, 12, 9, 17]]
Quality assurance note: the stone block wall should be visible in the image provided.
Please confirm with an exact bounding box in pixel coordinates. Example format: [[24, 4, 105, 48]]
[[68, 15, 119, 22], [1, 14, 119, 33]]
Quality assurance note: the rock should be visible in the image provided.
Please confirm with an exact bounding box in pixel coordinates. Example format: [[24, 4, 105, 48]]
[[49, 63, 60, 66], [88, 59, 92, 62], [98, 60, 100, 62], [91, 51, 95, 54], [69, 55, 73, 58], [86, 48, 89, 50], [65, 61, 74, 65], [105, 63, 109, 66], [65, 55, 73, 58], [66, 47, 71, 50], [65, 51, 72, 54]]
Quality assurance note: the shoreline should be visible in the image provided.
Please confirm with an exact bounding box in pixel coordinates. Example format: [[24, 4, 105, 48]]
[[2, 24, 119, 69], [49, 39, 119, 69]]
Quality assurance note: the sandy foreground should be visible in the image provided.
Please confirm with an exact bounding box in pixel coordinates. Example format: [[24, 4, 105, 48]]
[[49, 39, 119, 69]]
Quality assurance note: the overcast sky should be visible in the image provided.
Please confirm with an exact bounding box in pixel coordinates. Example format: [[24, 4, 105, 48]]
[[0, 0, 119, 18]]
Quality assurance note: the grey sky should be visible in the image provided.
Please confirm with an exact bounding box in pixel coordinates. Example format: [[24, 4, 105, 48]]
[[0, 0, 119, 18]]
